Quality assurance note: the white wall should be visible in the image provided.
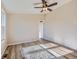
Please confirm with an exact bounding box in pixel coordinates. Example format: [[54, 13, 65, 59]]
[[43, 0, 77, 50], [7, 14, 41, 44], [7, 14, 42, 45]]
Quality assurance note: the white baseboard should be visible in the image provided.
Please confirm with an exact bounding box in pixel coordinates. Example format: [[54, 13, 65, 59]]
[[8, 40, 38, 46]]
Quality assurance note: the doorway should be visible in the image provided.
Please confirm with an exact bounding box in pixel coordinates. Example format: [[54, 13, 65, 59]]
[[39, 20, 43, 39]]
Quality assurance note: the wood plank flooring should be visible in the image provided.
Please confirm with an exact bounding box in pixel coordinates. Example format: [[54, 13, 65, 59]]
[[2, 40, 77, 59]]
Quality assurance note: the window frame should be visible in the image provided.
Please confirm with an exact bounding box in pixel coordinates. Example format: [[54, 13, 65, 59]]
[[1, 9, 6, 41]]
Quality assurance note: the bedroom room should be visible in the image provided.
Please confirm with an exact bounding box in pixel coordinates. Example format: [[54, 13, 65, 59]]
[[1, 0, 77, 59]]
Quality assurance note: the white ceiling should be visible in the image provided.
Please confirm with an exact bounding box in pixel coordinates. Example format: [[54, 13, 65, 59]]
[[2, 0, 72, 14]]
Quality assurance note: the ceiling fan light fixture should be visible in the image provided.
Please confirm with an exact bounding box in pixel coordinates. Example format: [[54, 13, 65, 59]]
[[42, 7, 47, 11], [34, 0, 57, 13]]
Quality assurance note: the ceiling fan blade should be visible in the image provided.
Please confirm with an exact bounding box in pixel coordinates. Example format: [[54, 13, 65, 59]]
[[48, 2, 57, 7], [34, 3, 42, 5], [42, 0, 47, 3], [40, 10, 43, 12], [34, 7, 43, 8], [47, 8, 52, 11]]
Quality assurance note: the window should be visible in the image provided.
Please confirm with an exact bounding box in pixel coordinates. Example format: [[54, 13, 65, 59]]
[[1, 9, 6, 41]]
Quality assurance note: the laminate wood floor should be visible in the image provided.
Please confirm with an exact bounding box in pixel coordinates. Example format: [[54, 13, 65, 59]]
[[2, 40, 77, 59]]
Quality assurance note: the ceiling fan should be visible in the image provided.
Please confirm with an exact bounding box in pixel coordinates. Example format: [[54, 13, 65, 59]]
[[34, 0, 57, 12]]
